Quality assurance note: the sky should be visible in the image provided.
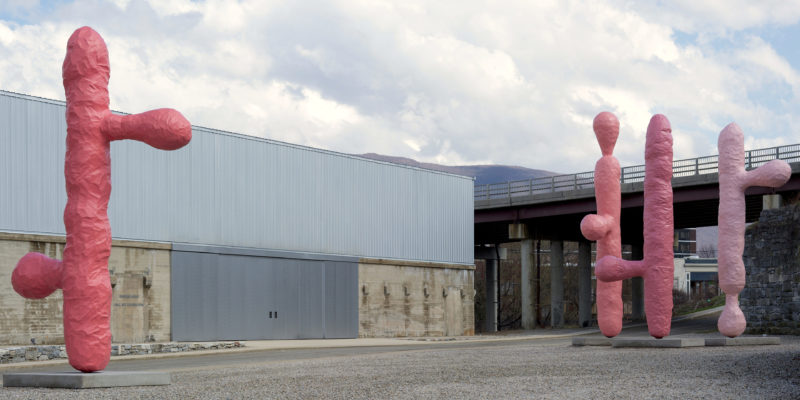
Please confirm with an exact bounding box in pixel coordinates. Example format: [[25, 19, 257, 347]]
[[1, 0, 799, 174]]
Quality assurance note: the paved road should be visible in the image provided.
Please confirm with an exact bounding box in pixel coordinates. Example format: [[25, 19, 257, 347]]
[[3, 313, 799, 399]]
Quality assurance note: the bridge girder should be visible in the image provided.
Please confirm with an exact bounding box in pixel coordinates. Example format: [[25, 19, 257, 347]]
[[475, 171, 800, 246]]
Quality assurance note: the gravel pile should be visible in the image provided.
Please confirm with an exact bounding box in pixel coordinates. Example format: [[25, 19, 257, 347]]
[[3, 336, 799, 399]]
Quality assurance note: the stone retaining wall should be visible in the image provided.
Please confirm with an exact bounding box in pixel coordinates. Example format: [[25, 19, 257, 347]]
[[358, 259, 475, 337], [740, 203, 800, 335], [0, 233, 172, 345]]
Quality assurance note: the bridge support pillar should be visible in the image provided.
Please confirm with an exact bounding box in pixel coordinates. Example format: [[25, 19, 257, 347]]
[[631, 244, 645, 321], [476, 246, 506, 333], [521, 239, 536, 329], [550, 240, 564, 328], [485, 257, 498, 332], [578, 241, 592, 327], [763, 194, 783, 210]]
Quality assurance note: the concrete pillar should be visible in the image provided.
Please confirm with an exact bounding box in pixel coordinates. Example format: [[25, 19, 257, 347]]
[[578, 241, 592, 327], [763, 194, 783, 210], [550, 240, 564, 328], [631, 244, 645, 321], [521, 239, 536, 329], [485, 258, 498, 333]]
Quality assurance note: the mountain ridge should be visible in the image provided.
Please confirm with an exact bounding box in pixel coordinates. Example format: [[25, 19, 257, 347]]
[[357, 153, 559, 186]]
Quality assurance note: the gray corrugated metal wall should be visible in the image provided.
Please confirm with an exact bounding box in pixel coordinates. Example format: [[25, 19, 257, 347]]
[[171, 244, 358, 340], [0, 90, 474, 265]]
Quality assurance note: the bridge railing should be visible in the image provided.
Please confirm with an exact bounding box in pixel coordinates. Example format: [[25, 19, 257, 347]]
[[474, 143, 800, 201]]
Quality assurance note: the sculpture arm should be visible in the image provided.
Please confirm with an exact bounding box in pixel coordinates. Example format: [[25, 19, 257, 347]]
[[102, 109, 192, 150], [595, 256, 645, 282], [12, 252, 63, 299], [742, 159, 791, 189], [580, 214, 614, 241]]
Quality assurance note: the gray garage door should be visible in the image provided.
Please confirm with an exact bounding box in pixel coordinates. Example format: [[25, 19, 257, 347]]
[[171, 244, 358, 341]]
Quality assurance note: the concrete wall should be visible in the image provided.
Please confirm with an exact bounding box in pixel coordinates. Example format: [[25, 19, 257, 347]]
[[0, 233, 171, 345], [2, 233, 477, 344], [741, 203, 800, 335], [358, 259, 475, 337]]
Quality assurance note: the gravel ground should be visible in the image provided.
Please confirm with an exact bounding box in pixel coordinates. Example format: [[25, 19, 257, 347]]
[[2, 336, 800, 399]]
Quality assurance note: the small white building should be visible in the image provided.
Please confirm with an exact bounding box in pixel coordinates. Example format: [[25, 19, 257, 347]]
[[674, 258, 719, 295]]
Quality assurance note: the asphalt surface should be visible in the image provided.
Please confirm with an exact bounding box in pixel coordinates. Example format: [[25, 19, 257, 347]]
[[3, 313, 799, 399]]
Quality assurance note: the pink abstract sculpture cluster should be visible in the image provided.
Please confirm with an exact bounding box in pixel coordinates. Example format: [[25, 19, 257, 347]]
[[11, 26, 191, 372], [594, 114, 675, 339], [716, 123, 791, 337], [580, 112, 623, 338], [583, 114, 792, 339]]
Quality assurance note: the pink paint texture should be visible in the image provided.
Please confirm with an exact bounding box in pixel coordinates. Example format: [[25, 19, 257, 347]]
[[717, 123, 790, 338], [10, 26, 191, 372], [595, 114, 674, 339], [580, 112, 623, 338]]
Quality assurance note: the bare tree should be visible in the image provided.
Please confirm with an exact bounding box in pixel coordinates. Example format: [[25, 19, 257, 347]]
[[698, 243, 717, 258]]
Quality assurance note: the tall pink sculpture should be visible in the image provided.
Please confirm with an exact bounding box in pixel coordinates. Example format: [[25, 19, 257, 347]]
[[11, 26, 191, 372], [595, 114, 674, 338], [580, 112, 623, 337], [716, 123, 791, 337]]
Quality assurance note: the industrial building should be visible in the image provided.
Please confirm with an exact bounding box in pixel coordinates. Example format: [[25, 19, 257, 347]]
[[0, 90, 475, 344]]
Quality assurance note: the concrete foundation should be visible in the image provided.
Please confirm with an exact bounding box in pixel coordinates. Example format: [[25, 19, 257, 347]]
[[573, 337, 779, 348], [705, 337, 781, 346], [571, 337, 611, 346], [3, 371, 170, 388], [612, 338, 705, 348], [0, 233, 171, 345], [550, 241, 564, 328], [357, 260, 474, 338], [2, 233, 476, 343]]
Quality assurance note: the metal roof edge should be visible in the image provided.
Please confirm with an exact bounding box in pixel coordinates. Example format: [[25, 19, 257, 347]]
[[0, 89, 474, 182]]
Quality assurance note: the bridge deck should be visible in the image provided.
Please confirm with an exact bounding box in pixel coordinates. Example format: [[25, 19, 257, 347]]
[[475, 143, 800, 208], [474, 143, 800, 244]]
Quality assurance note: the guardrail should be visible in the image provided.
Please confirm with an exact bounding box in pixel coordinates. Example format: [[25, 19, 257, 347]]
[[474, 143, 800, 201]]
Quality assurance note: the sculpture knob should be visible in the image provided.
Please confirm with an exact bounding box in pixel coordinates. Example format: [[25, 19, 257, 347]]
[[593, 111, 619, 156]]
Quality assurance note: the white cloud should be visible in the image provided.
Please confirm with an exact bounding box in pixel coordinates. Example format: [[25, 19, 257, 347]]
[[615, 0, 800, 34], [144, 0, 199, 17], [0, 0, 798, 175]]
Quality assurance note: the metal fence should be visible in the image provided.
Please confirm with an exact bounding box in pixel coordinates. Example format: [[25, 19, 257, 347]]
[[475, 143, 800, 201]]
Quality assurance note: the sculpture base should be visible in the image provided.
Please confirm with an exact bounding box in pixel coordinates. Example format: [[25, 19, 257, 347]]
[[3, 371, 170, 389], [571, 337, 612, 346], [705, 336, 780, 346], [612, 338, 705, 348]]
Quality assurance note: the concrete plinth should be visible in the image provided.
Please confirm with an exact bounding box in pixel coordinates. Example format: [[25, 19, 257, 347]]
[[3, 371, 170, 389], [612, 338, 705, 348], [572, 337, 612, 346], [705, 337, 781, 346]]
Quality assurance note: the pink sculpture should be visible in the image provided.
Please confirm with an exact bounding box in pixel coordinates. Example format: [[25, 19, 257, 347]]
[[580, 112, 623, 337], [596, 114, 674, 338], [716, 123, 791, 337], [11, 26, 191, 372]]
